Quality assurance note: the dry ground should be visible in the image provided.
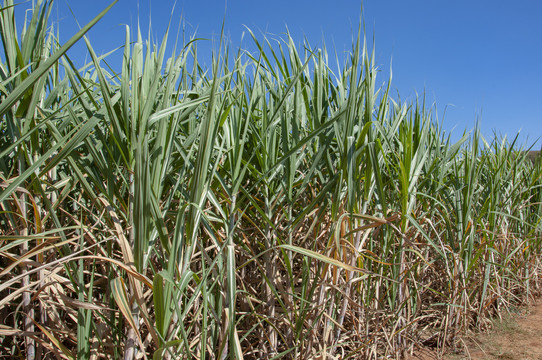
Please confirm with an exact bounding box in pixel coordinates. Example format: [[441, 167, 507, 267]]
[[407, 301, 542, 360]]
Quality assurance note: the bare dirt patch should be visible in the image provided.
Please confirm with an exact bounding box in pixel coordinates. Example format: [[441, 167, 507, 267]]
[[407, 301, 542, 360]]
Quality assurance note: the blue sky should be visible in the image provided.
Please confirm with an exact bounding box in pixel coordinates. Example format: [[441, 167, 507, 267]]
[[21, 0, 542, 148]]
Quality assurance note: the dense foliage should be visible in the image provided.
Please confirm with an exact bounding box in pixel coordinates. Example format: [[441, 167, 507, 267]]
[[1, 1, 541, 358]]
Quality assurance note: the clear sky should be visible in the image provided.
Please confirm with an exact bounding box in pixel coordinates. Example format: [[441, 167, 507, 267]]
[[19, 0, 542, 149]]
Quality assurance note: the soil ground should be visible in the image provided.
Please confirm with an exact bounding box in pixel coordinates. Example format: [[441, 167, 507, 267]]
[[407, 301, 542, 360]]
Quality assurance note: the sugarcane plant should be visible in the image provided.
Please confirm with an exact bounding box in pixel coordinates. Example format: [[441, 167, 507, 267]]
[[1, 1, 541, 359]]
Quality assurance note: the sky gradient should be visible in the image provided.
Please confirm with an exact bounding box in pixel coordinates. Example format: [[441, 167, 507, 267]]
[[20, 0, 542, 148]]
